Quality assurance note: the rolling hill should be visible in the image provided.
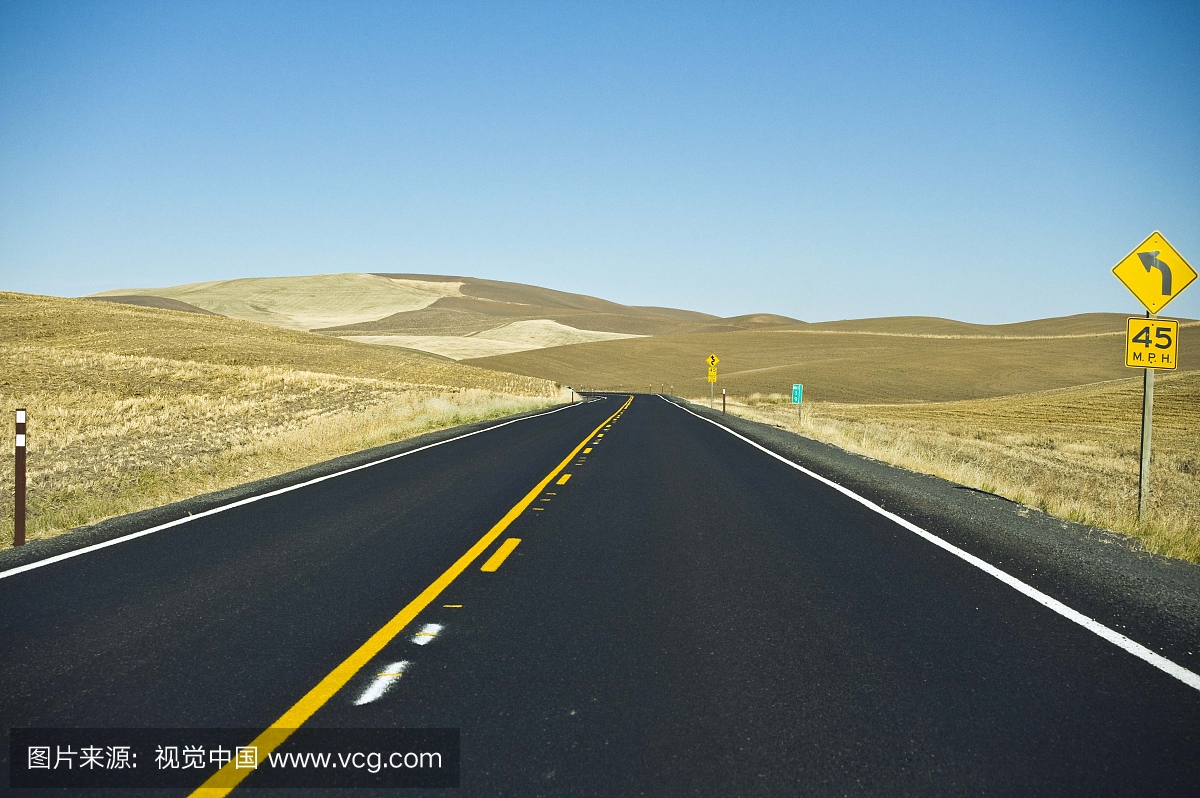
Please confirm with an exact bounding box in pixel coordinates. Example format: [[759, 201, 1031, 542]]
[[87, 272, 1197, 403], [89, 273, 807, 358], [1, 291, 560, 547], [466, 320, 1200, 403]]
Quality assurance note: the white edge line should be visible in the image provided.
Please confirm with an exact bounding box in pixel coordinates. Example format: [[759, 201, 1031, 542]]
[[0, 400, 594, 581], [661, 396, 1200, 693]]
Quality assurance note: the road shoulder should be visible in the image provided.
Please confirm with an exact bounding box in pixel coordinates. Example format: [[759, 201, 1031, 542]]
[[667, 396, 1200, 670], [0, 402, 580, 573]]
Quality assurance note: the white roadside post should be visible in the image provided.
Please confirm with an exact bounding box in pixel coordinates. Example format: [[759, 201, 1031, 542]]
[[14, 408, 26, 547]]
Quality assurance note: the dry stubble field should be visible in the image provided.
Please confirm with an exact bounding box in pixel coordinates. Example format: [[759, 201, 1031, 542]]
[[714, 371, 1200, 562], [0, 293, 562, 548], [471, 322, 1200, 401]]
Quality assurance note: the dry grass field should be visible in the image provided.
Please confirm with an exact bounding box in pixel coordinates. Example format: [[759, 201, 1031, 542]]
[[0, 292, 562, 548], [469, 322, 1200, 402], [714, 371, 1200, 562]]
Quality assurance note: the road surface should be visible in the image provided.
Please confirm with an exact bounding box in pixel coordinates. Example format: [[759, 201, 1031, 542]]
[[2, 394, 1198, 795]]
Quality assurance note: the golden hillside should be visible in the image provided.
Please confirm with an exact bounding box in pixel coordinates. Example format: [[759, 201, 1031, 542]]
[[0, 292, 561, 547], [9, 291, 553, 392], [88, 273, 805, 357], [467, 322, 1200, 402]]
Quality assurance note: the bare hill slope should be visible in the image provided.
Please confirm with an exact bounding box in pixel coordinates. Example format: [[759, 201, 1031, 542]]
[[12, 291, 551, 392], [804, 313, 1134, 337], [467, 324, 1200, 402], [87, 273, 1193, 392], [89, 272, 806, 356], [0, 292, 559, 547]]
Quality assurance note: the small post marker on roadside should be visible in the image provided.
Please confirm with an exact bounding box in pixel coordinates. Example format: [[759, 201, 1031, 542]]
[[14, 408, 27, 547], [792, 384, 803, 421], [722, 388, 726, 414], [1111, 231, 1196, 523]]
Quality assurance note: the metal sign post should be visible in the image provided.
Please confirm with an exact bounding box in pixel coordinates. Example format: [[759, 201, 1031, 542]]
[[15, 408, 26, 546], [706, 354, 719, 409], [1138, 322, 1154, 524]]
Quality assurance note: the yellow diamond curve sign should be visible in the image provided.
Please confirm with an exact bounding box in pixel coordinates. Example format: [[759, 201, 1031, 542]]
[[1111, 231, 1196, 314], [706, 353, 719, 367]]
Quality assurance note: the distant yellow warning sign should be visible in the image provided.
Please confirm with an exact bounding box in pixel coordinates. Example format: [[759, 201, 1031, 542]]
[[1112, 231, 1196, 314], [706, 353, 720, 367], [707, 366, 718, 383], [1125, 317, 1178, 370]]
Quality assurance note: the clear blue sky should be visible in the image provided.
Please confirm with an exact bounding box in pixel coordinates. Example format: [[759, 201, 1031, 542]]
[[1, 1, 1197, 323]]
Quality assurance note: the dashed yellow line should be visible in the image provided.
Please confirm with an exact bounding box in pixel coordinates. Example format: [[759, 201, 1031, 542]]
[[583, 448, 592, 453], [556, 474, 572, 485], [188, 395, 633, 796], [480, 538, 522, 572]]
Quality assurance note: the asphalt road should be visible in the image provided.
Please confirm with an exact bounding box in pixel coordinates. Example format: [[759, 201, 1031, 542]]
[[2, 394, 1198, 796]]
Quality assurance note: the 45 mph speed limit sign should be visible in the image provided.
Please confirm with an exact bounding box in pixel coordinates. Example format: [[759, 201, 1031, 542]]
[[1125, 317, 1178, 370]]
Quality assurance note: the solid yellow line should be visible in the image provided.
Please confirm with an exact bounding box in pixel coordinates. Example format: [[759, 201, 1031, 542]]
[[189, 394, 633, 796], [480, 537, 522, 572]]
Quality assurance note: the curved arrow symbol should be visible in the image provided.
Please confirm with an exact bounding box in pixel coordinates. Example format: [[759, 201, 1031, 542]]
[[1138, 250, 1172, 296]]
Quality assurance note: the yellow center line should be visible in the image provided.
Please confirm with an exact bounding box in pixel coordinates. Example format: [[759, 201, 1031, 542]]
[[442, 604, 462, 608], [480, 537, 522, 572], [556, 473, 572, 485], [190, 395, 633, 796], [583, 448, 592, 453]]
